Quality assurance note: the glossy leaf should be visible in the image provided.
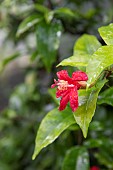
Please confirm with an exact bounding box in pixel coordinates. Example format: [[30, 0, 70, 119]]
[[73, 80, 106, 138], [98, 87, 113, 106], [98, 23, 113, 45], [57, 54, 88, 67], [62, 147, 89, 170], [58, 34, 101, 67], [73, 34, 101, 55], [86, 45, 113, 87], [16, 14, 43, 37], [36, 22, 62, 71], [32, 108, 75, 160]]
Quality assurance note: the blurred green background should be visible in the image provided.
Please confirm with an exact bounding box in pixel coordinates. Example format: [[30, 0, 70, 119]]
[[0, 0, 113, 170]]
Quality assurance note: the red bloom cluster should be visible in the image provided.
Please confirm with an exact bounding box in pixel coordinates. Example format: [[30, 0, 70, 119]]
[[51, 70, 88, 112], [90, 166, 100, 170]]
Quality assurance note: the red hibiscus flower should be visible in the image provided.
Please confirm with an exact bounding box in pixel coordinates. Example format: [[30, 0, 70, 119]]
[[90, 166, 100, 170], [51, 70, 88, 112]]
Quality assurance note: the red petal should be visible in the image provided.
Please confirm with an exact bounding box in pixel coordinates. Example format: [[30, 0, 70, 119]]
[[51, 84, 56, 88], [57, 70, 71, 81], [59, 92, 69, 111], [72, 71, 88, 81], [56, 89, 68, 98], [90, 166, 100, 170], [51, 79, 58, 88], [69, 87, 78, 112]]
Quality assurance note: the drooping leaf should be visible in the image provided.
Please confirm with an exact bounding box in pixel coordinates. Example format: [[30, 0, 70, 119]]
[[16, 14, 43, 37], [62, 146, 89, 170], [73, 80, 106, 138], [36, 21, 62, 71], [98, 23, 113, 45], [32, 108, 75, 160], [0, 53, 20, 72], [86, 45, 113, 87], [58, 34, 101, 67], [98, 87, 113, 106]]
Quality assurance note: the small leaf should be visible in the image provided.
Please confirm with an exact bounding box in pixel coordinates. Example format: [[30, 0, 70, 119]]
[[16, 14, 43, 37], [84, 8, 96, 19], [32, 108, 75, 160], [86, 45, 113, 87], [98, 87, 113, 106], [30, 50, 39, 61], [55, 7, 75, 17], [58, 34, 101, 67], [0, 53, 20, 72], [98, 23, 113, 45], [35, 4, 50, 13], [89, 121, 103, 131], [73, 80, 106, 138], [84, 139, 103, 148], [45, 11, 54, 23], [36, 21, 62, 71], [62, 146, 89, 170]]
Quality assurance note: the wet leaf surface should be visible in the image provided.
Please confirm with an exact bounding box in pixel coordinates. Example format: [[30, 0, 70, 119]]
[[58, 34, 101, 68], [32, 107, 75, 159]]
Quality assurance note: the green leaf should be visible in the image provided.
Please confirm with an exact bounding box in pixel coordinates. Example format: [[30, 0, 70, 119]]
[[45, 11, 54, 23], [57, 54, 88, 67], [62, 147, 89, 170], [0, 53, 20, 72], [58, 34, 101, 67], [73, 80, 106, 138], [32, 108, 75, 160], [73, 34, 101, 55], [98, 23, 113, 45], [84, 139, 103, 148], [84, 8, 96, 19], [98, 87, 113, 106], [35, 4, 50, 13], [30, 50, 39, 61], [16, 14, 43, 37], [86, 45, 113, 87], [89, 121, 104, 131], [36, 21, 62, 71], [95, 138, 113, 168], [55, 7, 75, 17]]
